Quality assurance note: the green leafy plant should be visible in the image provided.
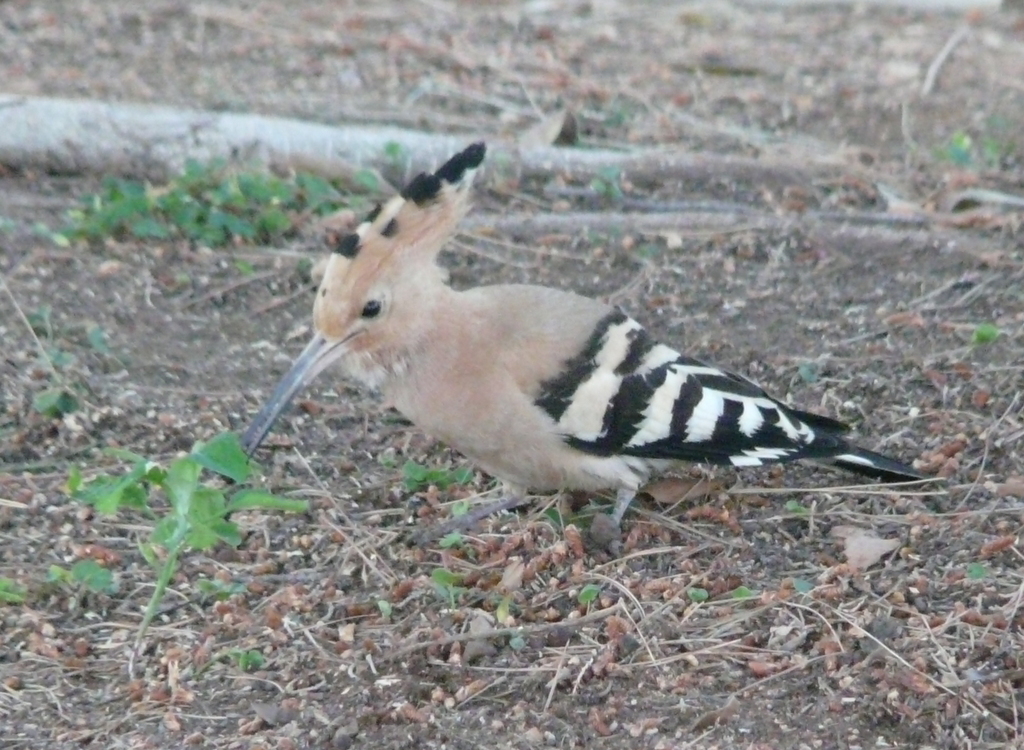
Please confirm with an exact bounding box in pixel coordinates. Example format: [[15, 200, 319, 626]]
[[402, 461, 473, 492], [439, 532, 465, 549], [65, 159, 359, 247], [66, 432, 307, 649], [32, 388, 79, 418], [731, 586, 756, 600], [792, 578, 815, 594], [972, 323, 1000, 345], [196, 578, 247, 602], [966, 562, 988, 580], [577, 583, 602, 607], [590, 166, 624, 201], [784, 500, 809, 516], [936, 131, 975, 166], [430, 568, 467, 608], [228, 649, 266, 672], [383, 141, 410, 172], [935, 130, 1012, 169], [47, 560, 117, 594], [687, 587, 709, 603], [0, 577, 26, 604]]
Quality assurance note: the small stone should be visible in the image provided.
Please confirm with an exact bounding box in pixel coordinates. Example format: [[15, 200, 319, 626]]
[[588, 513, 621, 554]]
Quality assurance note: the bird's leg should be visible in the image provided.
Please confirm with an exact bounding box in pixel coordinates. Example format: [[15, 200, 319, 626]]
[[407, 493, 532, 546], [609, 488, 636, 527]]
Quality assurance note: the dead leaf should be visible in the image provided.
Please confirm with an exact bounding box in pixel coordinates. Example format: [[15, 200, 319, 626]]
[[831, 526, 901, 570], [690, 696, 739, 732], [588, 707, 613, 736], [499, 558, 525, 592], [747, 660, 779, 678], [642, 476, 720, 505], [993, 477, 1024, 498], [396, 702, 429, 723], [979, 535, 1015, 558], [882, 311, 926, 328], [518, 109, 579, 147], [164, 711, 182, 732], [455, 678, 488, 703]]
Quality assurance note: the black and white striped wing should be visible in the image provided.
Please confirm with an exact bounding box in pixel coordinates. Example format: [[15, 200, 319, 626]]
[[535, 310, 849, 468]]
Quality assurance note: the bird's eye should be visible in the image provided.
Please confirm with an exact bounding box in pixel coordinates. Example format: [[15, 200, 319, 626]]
[[361, 300, 383, 319]]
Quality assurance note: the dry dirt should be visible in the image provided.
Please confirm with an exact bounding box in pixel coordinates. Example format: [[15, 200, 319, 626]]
[[2, 1, 1024, 749]]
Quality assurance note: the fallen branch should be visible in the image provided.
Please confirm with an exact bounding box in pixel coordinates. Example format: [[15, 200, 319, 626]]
[[382, 602, 624, 663], [462, 209, 1001, 262], [0, 94, 842, 190]]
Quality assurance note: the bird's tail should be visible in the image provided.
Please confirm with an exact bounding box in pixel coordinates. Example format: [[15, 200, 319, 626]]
[[822, 445, 927, 484]]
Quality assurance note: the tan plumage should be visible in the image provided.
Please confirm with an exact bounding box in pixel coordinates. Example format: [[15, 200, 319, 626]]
[[242, 143, 926, 535]]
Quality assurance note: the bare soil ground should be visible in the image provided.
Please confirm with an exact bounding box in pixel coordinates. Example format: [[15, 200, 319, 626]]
[[2, 1, 1024, 748]]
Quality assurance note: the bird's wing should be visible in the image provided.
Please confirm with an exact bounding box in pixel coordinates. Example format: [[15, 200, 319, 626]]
[[534, 309, 849, 468]]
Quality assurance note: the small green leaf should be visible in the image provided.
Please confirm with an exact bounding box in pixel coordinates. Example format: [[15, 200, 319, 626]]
[[687, 587, 709, 603], [151, 516, 182, 547], [508, 635, 527, 651], [184, 522, 221, 551], [495, 595, 511, 623], [797, 362, 819, 384], [33, 389, 79, 417], [230, 649, 265, 672], [226, 489, 308, 514], [376, 599, 393, 618], [578, 583, 601, 606], [196, 578, 246, 600], [70, 559, 116, 594], [86, 325, 111, 354], [234, 259, 255, 275], [784, 500, 809, 516], [383, 141, 409, 164], [138, 542, 159, 567], [431, 569, 463, 588], [66, 466, 83, 493], [26, 305, 52, 335], [731, 586, 756, 600], [47, 348, 76, 369], [47, 565, 72, 584], [792, 578, 815, 594], [69, 462, 150, 515], [165, 457, 202, 515], [439, 532, 464, 549], [972, 323, 1000, 345], [353, 169, 380, 192], [544, 507, 566, 530], [191, 432, 251, 483], [0, 577, 26, 604], [966, 562, 988, 580]]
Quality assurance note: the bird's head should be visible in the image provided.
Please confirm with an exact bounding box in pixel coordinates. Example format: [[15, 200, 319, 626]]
[[241, 142, 486, 456]]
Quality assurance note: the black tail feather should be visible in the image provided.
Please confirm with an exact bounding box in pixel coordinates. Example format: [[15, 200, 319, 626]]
[[825, 447, 927, 484]]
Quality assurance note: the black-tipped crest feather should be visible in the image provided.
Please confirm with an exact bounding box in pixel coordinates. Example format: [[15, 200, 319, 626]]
[[334, 233, 360, 257], [435, 142, 486, 185], [399, 142, 486, 206]]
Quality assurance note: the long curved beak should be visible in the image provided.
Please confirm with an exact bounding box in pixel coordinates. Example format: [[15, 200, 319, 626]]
[[241, 334, 348, 457]]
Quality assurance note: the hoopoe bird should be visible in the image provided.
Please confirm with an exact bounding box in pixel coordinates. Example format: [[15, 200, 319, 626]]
[[242, 143, 925, 535]]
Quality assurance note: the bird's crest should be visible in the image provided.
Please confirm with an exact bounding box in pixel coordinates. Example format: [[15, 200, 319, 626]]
[[329, 142, 485, 266]]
